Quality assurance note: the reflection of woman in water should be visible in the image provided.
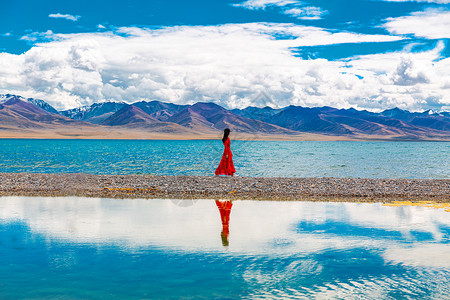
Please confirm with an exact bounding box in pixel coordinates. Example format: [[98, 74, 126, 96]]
[[215, 128, 236, 176], [215, 200, 233, 247]]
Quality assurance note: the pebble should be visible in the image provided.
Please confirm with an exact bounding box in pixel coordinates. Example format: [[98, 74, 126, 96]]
[[0, 173, 448, 202]]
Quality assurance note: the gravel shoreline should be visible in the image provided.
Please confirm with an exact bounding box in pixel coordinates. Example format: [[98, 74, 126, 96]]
[[0, 173, 449, 202]]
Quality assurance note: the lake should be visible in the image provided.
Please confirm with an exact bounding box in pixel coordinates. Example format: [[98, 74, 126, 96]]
[[1, 197, 449, 299], [0, 139, 448, 178]]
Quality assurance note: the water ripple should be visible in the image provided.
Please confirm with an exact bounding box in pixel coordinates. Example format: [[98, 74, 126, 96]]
[[0, 140, 448, 178]]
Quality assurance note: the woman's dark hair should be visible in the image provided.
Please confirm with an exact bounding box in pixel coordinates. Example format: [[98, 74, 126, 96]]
[[222, 128, 230, 143]]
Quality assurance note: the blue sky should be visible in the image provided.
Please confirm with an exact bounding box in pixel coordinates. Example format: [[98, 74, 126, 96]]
[[1, 0, 449, 111], [1, 0, 445, 55]]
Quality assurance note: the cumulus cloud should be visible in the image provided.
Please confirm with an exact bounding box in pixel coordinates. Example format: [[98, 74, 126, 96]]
[[342, 41, 449, 111], [384, 9, 450, 39], [49, 13, 81, 22], [0, 23, 448, 112], [391, 57, 429, 85]]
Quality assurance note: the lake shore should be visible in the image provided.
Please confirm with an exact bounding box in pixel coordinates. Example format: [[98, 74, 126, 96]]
[[0, 173, 449, 202]]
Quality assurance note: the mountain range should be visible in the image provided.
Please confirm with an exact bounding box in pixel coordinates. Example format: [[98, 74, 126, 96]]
[[1, 93, 449, 140]]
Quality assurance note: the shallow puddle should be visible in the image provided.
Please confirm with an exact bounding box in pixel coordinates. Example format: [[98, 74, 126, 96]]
[[0, 197, 449, 299]]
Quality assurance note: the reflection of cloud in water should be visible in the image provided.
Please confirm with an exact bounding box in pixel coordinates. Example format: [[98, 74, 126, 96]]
[[0, 197, 449, 260], [384, 244, 450, 268], [1, 196, 450, 298]]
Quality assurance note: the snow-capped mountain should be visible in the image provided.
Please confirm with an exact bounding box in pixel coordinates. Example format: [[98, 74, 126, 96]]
[[61, 102, 127, 124], [0, 94, 59, 114], [0, 96, 94, 129]]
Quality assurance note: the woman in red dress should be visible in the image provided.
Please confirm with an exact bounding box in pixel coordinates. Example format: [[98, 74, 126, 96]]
[[215, 128, 236, 176]]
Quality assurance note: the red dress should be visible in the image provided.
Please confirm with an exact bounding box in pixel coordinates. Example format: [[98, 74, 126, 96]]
[[215, 138, 236, 176], [215, 200, 233, 240]]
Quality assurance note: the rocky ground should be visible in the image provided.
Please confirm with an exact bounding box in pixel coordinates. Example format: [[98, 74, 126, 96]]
[[0, 173, 449, 202]]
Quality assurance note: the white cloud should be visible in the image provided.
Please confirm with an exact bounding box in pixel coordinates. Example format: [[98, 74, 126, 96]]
[[233, 0, 329, 20], [342, 41, 450, 111], [19, 30, 54, 42], [233, 0, 300, 10], [0, 23, 448, 112], [283, 6, 328, 20], [97, 24, 106, 29], [49, 13, 81, 22], [384, 9, 450, 39], [391, 57, 429, 85]]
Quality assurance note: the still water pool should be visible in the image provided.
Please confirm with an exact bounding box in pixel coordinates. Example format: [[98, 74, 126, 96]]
[[1, 197, 449, 299]]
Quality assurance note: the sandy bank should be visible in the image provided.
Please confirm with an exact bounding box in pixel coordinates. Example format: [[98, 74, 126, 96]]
[[1, 128, 449, 141]]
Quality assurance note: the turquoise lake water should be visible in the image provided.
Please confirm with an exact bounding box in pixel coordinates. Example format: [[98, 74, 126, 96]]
[[1, 197, 449, 299], [0, 139, 448, 178]]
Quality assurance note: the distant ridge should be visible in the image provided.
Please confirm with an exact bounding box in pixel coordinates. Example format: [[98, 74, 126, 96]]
[[230, 106, 284, 122], [101, 104, 198, 134], [381, 107, 450, 131], [167, 102, 294, 134], [0, 96, 93, 129], [1, 93, 449, 140], [133, 101, 188, 121], [0, 94, 59, 114], [102, 105, 159, 126], [266, 106, 353, 135], [61, 102, 127, 124]]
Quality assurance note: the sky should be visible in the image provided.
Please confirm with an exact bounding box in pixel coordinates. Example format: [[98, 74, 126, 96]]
[[0, 0, 449, 111]]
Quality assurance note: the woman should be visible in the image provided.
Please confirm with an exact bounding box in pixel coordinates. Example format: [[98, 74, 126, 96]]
[[215, 128, 236, 176]]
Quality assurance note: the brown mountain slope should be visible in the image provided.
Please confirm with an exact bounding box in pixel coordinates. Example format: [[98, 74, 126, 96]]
[[0, 97, 94, 129], [167, 102, 296, 134], [101, 104, 197, 134]]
